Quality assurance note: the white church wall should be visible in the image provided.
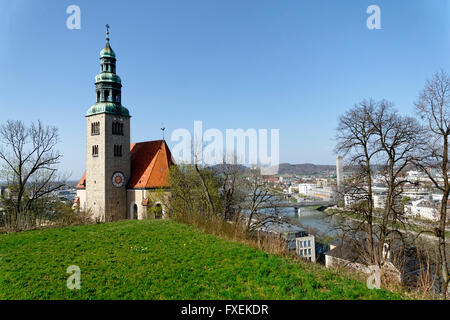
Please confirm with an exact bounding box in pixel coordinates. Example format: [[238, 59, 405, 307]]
[[76, 189, 87, 211], [127, 189, 146, 220]]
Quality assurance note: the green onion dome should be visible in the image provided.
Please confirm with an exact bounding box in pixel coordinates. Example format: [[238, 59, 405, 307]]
[[100, 43, 116, 58]]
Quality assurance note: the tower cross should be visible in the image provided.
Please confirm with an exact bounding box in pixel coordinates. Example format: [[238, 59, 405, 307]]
[[105, 24, 110, 41], [161, 125, 166, 140]]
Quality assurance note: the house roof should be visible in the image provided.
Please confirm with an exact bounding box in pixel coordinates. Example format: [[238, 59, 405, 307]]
[[76, 140, 174, 190], [256, 221, 307, 235], [324, 240, 362, 263]]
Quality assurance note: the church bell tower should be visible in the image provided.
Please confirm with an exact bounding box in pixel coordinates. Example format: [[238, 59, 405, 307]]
[[85, 25, 131, 222]]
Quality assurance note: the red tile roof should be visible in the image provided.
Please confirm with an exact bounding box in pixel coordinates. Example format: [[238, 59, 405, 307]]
[[76, 172, 86, 189], [76, 140, 174, 190], [128, 140, 174, 189]]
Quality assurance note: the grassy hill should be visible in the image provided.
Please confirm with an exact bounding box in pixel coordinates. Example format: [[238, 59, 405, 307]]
[[0, 220, 403, 300]]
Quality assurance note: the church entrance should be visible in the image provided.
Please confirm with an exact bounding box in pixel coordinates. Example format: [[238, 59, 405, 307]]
[[133, 204, 138, 219], [130, 203, 138, 220]]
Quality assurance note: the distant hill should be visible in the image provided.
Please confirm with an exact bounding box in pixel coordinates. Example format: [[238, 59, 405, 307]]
[[208, 163, 337, 176], [209, 164, 248, 173], [277, 163, 336, 176]]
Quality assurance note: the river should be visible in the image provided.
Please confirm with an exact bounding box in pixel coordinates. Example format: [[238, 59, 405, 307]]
[[274, 206, 344, 237]]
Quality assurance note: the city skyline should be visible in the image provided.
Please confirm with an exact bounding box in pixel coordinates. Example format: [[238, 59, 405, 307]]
[[1, 0, 450, 179]]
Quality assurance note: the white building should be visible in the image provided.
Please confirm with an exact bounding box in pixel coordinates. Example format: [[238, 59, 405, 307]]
[[402, 189, 433, 201], [404, 199, 440, 221], [298, 183, 335, 200], [344, 190, 366, 207], [431, 193, 443, 201], [0, 186, 10, 199], [296, 236, 316, 262], [373, 192, 386, 209], [309, 186, 335, 200], [298, 183, 314, 195]]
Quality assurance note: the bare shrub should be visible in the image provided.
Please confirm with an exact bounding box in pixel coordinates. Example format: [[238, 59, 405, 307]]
[[55, 204, 94, 227]]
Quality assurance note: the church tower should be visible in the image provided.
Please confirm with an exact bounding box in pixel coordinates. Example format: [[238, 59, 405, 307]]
[[85, 26, 131, 222]]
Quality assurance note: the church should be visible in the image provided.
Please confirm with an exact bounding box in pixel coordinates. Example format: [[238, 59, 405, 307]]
[[75, 27, 174, 222]]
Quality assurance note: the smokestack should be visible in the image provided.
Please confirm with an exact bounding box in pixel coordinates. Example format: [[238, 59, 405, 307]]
[[336, 156, 343, 191]]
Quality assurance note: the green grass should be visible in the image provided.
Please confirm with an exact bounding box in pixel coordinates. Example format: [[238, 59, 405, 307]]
[[0, 219, 403, 300]]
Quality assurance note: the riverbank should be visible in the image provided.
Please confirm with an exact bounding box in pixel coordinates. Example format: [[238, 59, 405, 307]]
[[326, 207, 450, 243]]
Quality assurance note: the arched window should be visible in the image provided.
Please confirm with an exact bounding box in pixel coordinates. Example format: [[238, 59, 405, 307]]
[[153, 204, 163, 219], [132, 204, 138, 220], [104, 90, 109, 102], [97, 91, 100, 102]]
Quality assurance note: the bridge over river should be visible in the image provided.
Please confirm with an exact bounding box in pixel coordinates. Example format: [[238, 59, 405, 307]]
[[260, 201, 336, 209]]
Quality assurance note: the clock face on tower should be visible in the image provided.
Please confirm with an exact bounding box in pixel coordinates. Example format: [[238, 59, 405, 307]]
[[112, 172, 125, 188]]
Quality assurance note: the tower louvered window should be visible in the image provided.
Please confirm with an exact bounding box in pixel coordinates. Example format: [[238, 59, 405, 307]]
[[91, 122, 100, 135], [112, 122, 124, 135], [114, 145, 122, 157], [92, 145, 99, 157]]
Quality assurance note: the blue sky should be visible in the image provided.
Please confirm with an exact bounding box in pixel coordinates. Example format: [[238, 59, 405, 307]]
[[0, 0, 449, 179]]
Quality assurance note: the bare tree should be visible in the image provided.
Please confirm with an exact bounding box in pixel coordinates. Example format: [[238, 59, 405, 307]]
[[194, 162, 216, 216], [0, 120, 64, 230], [243, 168, 282, 232], [216, 161, 246, 221], [369, 101, 425, 262], [335, 99, 380, 265], [191, 139, 217, 217], [415, 70, 450, 297]]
